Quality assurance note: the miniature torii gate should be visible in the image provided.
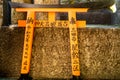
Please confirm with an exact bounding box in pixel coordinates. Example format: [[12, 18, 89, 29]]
[[16, 7, 88, 80]]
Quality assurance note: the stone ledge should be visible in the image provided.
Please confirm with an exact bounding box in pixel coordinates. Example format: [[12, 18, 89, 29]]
[[0, 27, 120, 79]]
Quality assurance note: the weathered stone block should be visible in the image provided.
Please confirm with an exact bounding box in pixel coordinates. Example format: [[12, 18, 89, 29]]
[[0, 27, 120, 80], [60, 0, 115, 8], [0, 0, 3, 26], [77, 9, 113, 24], [57, 9, 113, 24], [116, 0, 120, 10]]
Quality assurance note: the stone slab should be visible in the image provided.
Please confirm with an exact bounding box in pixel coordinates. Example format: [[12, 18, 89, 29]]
[[0, 27, 120, 79], [61, 0, 115, 9], [57, 9, 113, 25], [0, 1, 3, 26], [112, 10, 120, 25], [77, 9, 112, 24], [116, 0, 120, 10]]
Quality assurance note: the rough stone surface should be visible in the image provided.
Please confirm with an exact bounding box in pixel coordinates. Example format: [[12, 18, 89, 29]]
[[0, 28, 24, 78], [116, 0, 120, 10], [59, 9, 113, 24], [60, 0, 115, 8], [11, 0, 32, 24], [11, 0, 59, 23], [34, 0, 59, 20], [77, 11, 112, 24], [0, 0, 3, 26], [34, 0, 59, 5], [0, 27, 120, 80], [111, 0, 120, 25], [112, 10, 120, 25], [78, 28, 120, 79]]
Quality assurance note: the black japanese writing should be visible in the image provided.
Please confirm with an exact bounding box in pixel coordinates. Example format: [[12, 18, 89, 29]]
[[70, 17, 76, 24], [27, 17, 34, 24], [35, 21, 69, 27], [72, 51, 79, 59], [23, 66, 27, 70], [73, 64, 79, 71]]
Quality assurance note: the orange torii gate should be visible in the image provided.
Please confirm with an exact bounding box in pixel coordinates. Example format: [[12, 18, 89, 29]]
[[17, 8, 88, 80]]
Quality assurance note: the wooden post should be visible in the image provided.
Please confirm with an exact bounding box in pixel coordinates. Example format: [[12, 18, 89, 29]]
[[69, 11, 80, 79], [18, 11, 35, 80]]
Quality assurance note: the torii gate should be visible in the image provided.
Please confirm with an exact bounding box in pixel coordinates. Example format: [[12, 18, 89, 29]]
[[10, 2, 88, 80]]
